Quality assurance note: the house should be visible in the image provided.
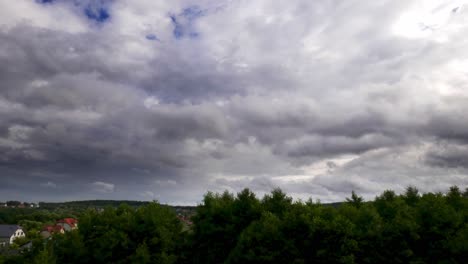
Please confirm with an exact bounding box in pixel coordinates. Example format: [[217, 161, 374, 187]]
[[56, 218, 78, 231], [40, 225, 65, 239], [40, 218, 78, 238], [0, 225, 25, 247]]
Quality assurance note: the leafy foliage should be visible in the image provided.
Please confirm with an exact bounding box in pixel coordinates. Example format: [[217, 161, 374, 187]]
[[1, 186, 467, 263]]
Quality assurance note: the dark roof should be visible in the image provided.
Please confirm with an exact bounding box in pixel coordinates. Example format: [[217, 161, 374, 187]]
[[0, 225, 22, 238]]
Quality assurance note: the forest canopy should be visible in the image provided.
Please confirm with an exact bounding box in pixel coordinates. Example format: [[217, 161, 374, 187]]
[[1, 186, 467, 264]]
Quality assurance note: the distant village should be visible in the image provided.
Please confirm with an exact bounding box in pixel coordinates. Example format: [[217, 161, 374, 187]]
[[0, 201, 40, 209], [40, 218, 78, 238], [0, 218, 78, 249], [0, 200, 80, 251], [0, 200, 195, 253]]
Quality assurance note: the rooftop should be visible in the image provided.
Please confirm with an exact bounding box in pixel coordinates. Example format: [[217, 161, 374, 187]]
[[0, 225, 22, 238]]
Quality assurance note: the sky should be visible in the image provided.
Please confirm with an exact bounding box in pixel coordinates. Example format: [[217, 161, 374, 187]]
[[0, 0, 467, 205]]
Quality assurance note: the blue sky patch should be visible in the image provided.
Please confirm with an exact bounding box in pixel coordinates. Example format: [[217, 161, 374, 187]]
[[146, 34, 159, 41], [170, 15, 184, 39], [36, 0, 112, 23], [84, 6, 110, 22], [170, 5, 206, 39], [181, 6, 205, 20]]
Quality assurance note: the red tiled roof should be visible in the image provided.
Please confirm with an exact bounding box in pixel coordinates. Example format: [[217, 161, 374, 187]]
[[57, 218, 77, 223], [57, 218, 78, 228], [42, 225, 64, 233], [42, 218, 78, 234]]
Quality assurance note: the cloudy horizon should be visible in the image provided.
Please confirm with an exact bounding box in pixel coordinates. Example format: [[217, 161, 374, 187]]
[[1, 0, 467, 205]]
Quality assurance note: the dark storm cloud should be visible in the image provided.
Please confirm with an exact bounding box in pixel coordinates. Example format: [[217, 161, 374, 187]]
[[425, 143, 468, 169], [0, 0, 467, 203], [425, 111, 468, 144]]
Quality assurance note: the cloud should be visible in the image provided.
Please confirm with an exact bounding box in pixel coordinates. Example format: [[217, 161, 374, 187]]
[[0, 0, 467, 203], [424, 142, 468, 168], [0, 0, 87, 33], [140, 191, 156, 200], [92, 181, 115, 193], [41, 181, 57, 188], [155, 180, 177, 187]]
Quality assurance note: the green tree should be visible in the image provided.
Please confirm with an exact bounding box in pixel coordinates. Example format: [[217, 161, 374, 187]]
[[33, 245, 56, 264], [346, 191, 364, 208], [131, 242, 151, 264], [262, 188, 293, 217], [189, 189, 262, 263], [403, 186, 420, 206], [51, 202, 181, 264], [17, 186, 468, 264], [415, 192, 462, 263], [226, 212, 287, 264], [446, 186, 463, 210]]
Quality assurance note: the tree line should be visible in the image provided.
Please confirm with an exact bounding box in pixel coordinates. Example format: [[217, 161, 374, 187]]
[[38, 200, 152, 210], [1, 186, 467, 264]]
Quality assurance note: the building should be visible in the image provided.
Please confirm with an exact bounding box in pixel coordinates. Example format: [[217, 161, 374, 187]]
[[56, 218, 78, 231], [40, 225, 65, 239], [0, 225, 25, 247], [40, 218, 78, 238]]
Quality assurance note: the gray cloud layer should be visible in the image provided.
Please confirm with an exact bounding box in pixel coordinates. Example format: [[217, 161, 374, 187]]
[[1, 0, 467, 204]]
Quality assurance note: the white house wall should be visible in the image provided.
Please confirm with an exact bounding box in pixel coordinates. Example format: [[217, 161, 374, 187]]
[[9, 229, 25, 244]]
